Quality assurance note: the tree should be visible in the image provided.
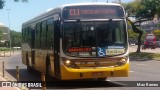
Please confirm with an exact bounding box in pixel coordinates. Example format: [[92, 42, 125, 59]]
[[123, 0, 160, 53], [153, 30, 160, 41], [0, 0, 5, 9], [10, 30, 22, 47], [0, 0, 27, 9], [0, 30, 2, 45]]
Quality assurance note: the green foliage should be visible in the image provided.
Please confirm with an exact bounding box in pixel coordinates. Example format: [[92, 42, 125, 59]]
[[128, 28, 146, 41], [0, 47, 10, 51], [0, 0, 5, 9], [140, 0, 160, 19], [122, 0, 142, 17], [123, 0, 160, 20], [0, 28, 2, 40], [128, 29, 138, 39], [0, 0, 27, 9], [153, 30, 160, 40], [157, 23, 160, 28], [10, 30, 22, 47]]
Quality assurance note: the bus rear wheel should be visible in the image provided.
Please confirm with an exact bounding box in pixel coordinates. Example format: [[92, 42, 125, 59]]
[[26, 54, 33, 72]]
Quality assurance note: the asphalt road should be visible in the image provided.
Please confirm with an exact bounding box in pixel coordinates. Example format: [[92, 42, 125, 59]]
[[1, 50, 160, 90]]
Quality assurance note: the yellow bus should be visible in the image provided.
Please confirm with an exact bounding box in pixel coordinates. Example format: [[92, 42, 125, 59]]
[[21, 2, 129, 80]]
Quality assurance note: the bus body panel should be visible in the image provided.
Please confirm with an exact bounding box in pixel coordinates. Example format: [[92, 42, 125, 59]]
[[34, 50, 46, 72], [21, 3, 129, 80]]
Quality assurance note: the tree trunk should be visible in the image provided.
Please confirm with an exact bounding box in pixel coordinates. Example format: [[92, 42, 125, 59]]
[[127, 18, 143, 53], [136, 30, 143, 53]]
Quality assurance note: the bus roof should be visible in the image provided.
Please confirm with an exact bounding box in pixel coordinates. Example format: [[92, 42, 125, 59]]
[[61, 2, 122, 7], [22, 2, 123, 28]]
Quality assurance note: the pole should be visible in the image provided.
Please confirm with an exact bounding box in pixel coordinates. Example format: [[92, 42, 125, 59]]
[[16, 66, 19, 81], [6, 9, 12, 56], [119, 0, 121, 4], [41, 73, 46, 90], [2, 61, 4, 77]]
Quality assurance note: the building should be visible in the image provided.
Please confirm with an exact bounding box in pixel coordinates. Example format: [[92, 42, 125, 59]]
[[0, 22, 10, 46]]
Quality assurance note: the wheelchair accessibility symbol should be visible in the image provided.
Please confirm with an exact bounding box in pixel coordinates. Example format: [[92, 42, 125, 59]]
[[98, 48, 106, 57]]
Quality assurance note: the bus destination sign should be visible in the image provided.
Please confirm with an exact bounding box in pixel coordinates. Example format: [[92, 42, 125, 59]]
[[69, 9, 116, 16], [63, 5, 124, 19], [68, 47, 92, 52]]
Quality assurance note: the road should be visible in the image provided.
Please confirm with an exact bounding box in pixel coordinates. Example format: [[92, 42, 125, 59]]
[[0, 49, 160, 90]]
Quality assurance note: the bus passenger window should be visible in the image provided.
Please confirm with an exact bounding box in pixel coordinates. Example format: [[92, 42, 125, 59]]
[[36, 23, 41, 49], [47, 18, 54, 50], [41, 21, 47, 49]]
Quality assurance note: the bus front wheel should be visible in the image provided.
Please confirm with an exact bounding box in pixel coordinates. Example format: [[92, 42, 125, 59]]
[[46, 56, 51, 75], [97, 77, 107, 81]]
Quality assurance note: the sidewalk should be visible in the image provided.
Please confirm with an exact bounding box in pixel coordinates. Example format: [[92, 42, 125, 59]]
[[0, 51, 23, 90], [0, 76, 21, 90]]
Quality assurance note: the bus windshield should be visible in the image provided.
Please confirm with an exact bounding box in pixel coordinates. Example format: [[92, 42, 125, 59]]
[[63, 20, 127, 57]]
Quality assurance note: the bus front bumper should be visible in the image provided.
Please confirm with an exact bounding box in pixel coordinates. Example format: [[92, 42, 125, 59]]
[[60, 63, 129, 80]]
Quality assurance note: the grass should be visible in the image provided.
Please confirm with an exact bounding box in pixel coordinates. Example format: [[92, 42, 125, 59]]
[[0, 47, 11, 51], [129, 52, 160, 60]]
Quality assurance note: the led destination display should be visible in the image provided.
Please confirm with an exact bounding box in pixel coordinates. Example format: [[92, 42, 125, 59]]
[[63, 5, 124, 19]]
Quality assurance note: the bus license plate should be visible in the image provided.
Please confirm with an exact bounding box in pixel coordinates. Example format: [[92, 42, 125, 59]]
[[92, 72, 103, 76]]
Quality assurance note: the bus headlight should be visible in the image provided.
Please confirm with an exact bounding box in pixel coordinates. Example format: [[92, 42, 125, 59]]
[[63, 59, 79, 69], [116, 58, 127, 66], [65, 60, 71, 65], [64, 59, 74, 67]]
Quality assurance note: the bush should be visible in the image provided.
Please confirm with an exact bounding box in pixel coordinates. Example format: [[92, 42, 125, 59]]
[[0, 47, 10, 51]]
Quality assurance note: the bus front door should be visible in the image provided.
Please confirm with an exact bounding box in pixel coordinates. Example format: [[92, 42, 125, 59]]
[[54, 20, 61, 78], [31, 29, 35, 66]]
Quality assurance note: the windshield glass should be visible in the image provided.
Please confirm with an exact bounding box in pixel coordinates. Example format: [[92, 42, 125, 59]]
[[63, 20, 127, 57], [146, 35, 155, 39]]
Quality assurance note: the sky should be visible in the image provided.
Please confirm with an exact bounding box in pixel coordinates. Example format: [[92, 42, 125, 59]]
[[0, 0, 133, 32]]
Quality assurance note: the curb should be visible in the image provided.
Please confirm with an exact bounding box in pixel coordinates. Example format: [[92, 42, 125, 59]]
[[0, 52, 28, 90]]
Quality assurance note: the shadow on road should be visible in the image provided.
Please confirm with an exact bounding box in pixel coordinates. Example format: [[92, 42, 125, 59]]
[[45, 81, 124, 89], [5, 69, 41, 81], [129, 57, 154, 61], [5, 69, 124, 89]]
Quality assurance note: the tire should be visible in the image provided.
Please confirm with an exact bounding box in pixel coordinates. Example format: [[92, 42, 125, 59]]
[[97, 78, 107, 81], [45, 57, 51, 80], [46, 57, 51, 75], [26, 54, 33, 72]]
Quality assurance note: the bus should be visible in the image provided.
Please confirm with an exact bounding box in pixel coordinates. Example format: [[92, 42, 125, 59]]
[[21, 2, 129, 80]]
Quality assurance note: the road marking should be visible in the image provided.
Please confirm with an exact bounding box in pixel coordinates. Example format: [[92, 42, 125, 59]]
[[130, 71, 135, 73], [137, 64, 149, 66]]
